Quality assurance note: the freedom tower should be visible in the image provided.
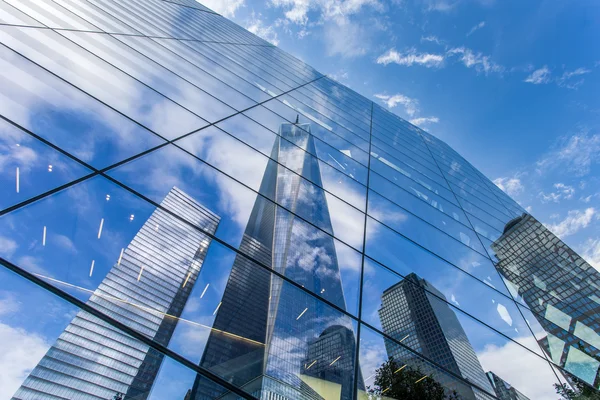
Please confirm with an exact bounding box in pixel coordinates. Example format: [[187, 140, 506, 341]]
[[191, 122, 361, 400]]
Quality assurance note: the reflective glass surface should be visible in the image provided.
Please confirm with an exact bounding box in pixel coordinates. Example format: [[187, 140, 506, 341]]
[[0, 1, 597, 399]]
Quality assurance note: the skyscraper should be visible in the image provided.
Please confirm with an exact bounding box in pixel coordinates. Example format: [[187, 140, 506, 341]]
[[11, 187, 220, 400], [191, 122, 360, 400], [492, 214, 600, 387], [486, 371, 530, 400], [378, 273, 494, 399]]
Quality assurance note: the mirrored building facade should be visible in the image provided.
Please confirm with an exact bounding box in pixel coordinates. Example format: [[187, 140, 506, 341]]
[[0, 1, 598, 399]]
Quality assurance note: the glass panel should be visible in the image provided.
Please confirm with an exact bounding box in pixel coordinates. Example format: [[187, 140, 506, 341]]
[[358, 324, 498, 400], [0, 263, 238, 399], [3, 0, 99, 30], [365, 216, 508, 296], [59, 30, 240, 120], [0, 25, 207, 139], [0, 41, 165, 168], [0, 119, 91, 211], [368, 190, 487, 256], [0, 1, 45, 26], [362, 257, 549, 358]]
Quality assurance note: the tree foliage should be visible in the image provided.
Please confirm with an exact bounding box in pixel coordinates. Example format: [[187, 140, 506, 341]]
[[367, 358, 462, 399]]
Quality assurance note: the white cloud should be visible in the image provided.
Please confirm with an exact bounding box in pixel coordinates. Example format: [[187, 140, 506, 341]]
[[496, 303, 513, 326], [493, 177, 524, 197], [544, 208, 598, 238], [196, 0, 245, 17], [246, 12, 280, 45], [524, 66, 592, 89], [0, 236, 17, 258], [447, 47, 504, 74], [376, 48, 445, 68], [477, 335, 561, 400], [0, 323, 50, 399], [421, 35, 442, 44], [0, 292, 20, 316], [409, 116, 439, 127], [323, 16, 368, 57], [539, 183, 575, 203], [524, 66, 551, 84], [466, 21, 485, 37], [424, 0, 458, 12], [270, 0, 382, 25], [580, 238, 600, 271], [373, 93, 419, 116], [558, 67, 592, 89], [536, 131, 600, 176], [51, 234, 78, 253]]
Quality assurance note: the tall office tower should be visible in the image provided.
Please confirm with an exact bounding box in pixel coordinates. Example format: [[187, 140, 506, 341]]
[[2, 1, 600, 399], [378, 273, 494, 400], [486, 371, 530, 400], [11, 188, 220, 400], [491, 214, 600, 387], [191, 122, 360, 400]]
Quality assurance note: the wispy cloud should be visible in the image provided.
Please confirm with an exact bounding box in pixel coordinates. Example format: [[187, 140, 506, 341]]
[[421, 35, 442, 44], [525, 66, 592, 89], [536, 131, 600, 176], [374, 93, 419, 116], [376, 48, 445, 68], [246, 12, 279, 45], [447, 47, 505, 74], [409, 116, 440, 127], [466, 21, 485, 37], [524, 66, 551, 84], [558, 67, 592, 89], [538, 183, 575, 203], [493, 177, 524, 196], [544, 207, 598, 238]]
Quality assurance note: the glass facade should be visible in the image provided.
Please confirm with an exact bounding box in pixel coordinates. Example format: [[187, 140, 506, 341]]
[[0, 1, 597, 399]]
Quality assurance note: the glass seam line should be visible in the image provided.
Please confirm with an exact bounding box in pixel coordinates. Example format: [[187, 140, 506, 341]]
[[0, 31, 555, 385], [372, 130, 513, 221], [0, 252, 498, 400], [0, 122, 555, 387], [0, 22, 275, 47], [415, 127, 566, 384], [432, 151, 567, 380], [0, 109, 527, 318], [0, 109, 547, 350], [159, 0, 220, 15], [56, 0, 268, 47], [0, 256, 259, 400], [0, 72, 327, 215], [0, 109, 534, 332], [353, 101, 374, 400], [98, 128, 558, 395]]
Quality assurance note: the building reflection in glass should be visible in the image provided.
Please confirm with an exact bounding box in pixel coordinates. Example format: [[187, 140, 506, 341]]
[[486, 371, 530, 400], [11, 187, 220, 399], [377, 273, 494, 399], [492, 213, 600, 389], [191, 122, 361, 399]]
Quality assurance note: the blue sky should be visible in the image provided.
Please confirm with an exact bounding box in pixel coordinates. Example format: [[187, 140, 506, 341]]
[[204, 0, 600, 270]]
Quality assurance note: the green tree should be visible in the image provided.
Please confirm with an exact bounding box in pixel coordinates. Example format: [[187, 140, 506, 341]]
[[367, 358, 462, 399], [555, 379, 600, 400]]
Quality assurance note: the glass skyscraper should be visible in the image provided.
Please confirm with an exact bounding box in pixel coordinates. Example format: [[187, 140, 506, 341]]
[[11, 187, 219, 399], [0, 1, 598, 399]]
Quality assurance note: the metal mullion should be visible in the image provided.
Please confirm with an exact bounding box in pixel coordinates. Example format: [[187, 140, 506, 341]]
[[353, 101, 373, 400]]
